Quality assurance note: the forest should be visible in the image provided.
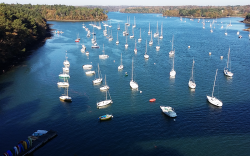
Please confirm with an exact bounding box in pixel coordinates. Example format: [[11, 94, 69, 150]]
[[0, 3, 107, 74]]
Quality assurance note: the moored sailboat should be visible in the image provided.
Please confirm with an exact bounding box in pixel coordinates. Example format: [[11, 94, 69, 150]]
[[188, 59, 196, 89], [224, 47, 233, 77]]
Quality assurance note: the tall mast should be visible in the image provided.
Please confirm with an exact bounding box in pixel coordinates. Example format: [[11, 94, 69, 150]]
[[149, 23, 150, 32], [191, 59, 194, 80], [121, 53, 122, 65], [117, 31, 118, 41], [212, 69, 218, 97], [140, 28, 141, 38], [172, 35, 174, 51], [135, 40, 136, 49], [131, 58, 133, 81], [227, 47, 230, 69], [173, 54, 175, 70], [145, 40, 147, 54], [157, 21, 158, 33]]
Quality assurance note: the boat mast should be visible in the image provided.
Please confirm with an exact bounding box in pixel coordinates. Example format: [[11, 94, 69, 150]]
[[227, 47, 230, 69], [151, 31, 152, 41], [173, 54, 175, 70], [156, 21, 158, 34], [191, 59, 194, 81], [145, 40, 147, 54], [98, 64, 100, 79], [135, 40, 136, 49], [161, 23, 163, 35], [103, 44, 105, 55], [105, 75, 106, 85], [121, 53, 122, 65], [149, 23, 150, 32], [140, 28, 141, 38], [172, 35, 174, 51], [117, 31, 118, 41], [212, 69, 218, 97], [131, 58, 133, 81]]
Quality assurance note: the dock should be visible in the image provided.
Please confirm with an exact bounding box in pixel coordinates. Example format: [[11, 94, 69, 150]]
[[18, 130, 57, 156]]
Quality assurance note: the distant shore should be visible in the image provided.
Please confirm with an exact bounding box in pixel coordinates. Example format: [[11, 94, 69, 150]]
[[47, 19, 107, 22]]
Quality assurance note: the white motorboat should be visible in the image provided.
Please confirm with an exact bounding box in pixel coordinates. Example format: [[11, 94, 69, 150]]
[[100, 75, 109, 91], [207, 69, 223, 107], [99, 44, 109, 59], [144, 40, 149, 59], [118, 53, 123, 70], [149, 31, 153, 45], [85, 71, 95, 75], [97, 90, 113, 108], [59, 87, 72, 102], [224, 47, 233, 77], [169, 35, 175, 55], [170, 56, 176, 77], [82, 64, 93, 69], [138, 28, 142, 42], [93, 64, 102, 84], [160, 106, 177, 117], [188, 59, 196, 89], [130, 58, 138, 89]]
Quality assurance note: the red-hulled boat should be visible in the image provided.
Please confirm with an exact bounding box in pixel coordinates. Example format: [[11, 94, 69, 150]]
[[149, 98, 156, 102]]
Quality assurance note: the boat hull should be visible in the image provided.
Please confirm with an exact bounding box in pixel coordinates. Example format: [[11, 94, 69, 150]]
[[130, 80, 138, 89], [99, 114, 113, 120], [97, 100, 113, 107], [160, 106, 177, 117], [207, 96, 223, 107]]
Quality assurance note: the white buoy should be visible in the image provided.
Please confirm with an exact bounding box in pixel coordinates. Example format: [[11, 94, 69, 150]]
[[114, 60, 115, 62], [154, 63, 156, 65], [140, 91, 142, 93], [209, 52, 211, 55], [220, 56, 223, 59], [188, 46, 190, 48]]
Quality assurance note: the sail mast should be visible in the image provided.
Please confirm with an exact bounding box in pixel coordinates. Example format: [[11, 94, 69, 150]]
[[212, 69, 218, 97], [227, 47, 230, 69]]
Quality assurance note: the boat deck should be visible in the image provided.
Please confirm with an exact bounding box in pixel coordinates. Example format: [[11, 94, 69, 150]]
[[18, 130, 57, 156]]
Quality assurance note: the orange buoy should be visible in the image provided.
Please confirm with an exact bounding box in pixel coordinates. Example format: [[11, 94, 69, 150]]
[[149, 98, 156, 102]]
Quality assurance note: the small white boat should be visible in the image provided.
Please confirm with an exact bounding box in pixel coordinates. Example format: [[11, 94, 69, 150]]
[[207, 69, 223, 107], [86, 51, 89, 55], [59, 87, 72, 102], [59, 73, 70, 78], [238, 35, 242, 38], [91, 42, 100, 48], [169, 35, 175, 55], [188, 59, 196, 89], [82, 64, 93, 69], [99, 44, 109, 59], [99, 114, 113, 120], [63, 55, 70, 67], [100, 75, 109, 91], [130, 58, 138, 89], [224, 47, 233, 77], [63, 67, 69, 72], [97, 90, 113, 108], [118, 53, 123, 70], [149, 31, 153, 45], [93, 64, 102, 84], [108, 30, 113, 41], [144, 40, 149, 59], [237, 31, 239, 35], [160, 106, 177, 117], [85, 71, 95, 75], [132, 16, 136, 28], [117, 23, 120, 30], [130, 28, 134, 38], [170, 56, 176, 77], [57, 81, 69, 87]]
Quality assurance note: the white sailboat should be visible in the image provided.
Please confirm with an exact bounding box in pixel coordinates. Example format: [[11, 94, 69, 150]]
[[207, 69, 223, 107], [63, 55, 70, 67], [130, 58, 138, 89], [118, 53, 123, 70], [108, 30, 113, 41], [154, 21, 159, 37], [132, 16, 136, 28], [160, 106, 177, 117], [57, 79, 69, 87], [99, 44, 109, 59], [117, 23, 120, 30], [134, 40, 137, 53], [100, 75, 109, 91], [188, 59, 196, 89], [144, 40, 149, 59], [116, 31, 119, 44], [225, 27, 228, 35], [224, 47, 233, 77], [149, 31, 153, 45], [169, 35, 175, 56], [130, 27, 134, 38], [93, 64, 102, 84], [156, 37, 160, 50], [97, 90, 113, 108], [125, 35, 128, 48], [59, 87, 72, 102], [85, 70, 95, 75], [159, 23, 163, 39], [82, 64, 93, 69], [148, 22, 151, 34], [138, 28, 142, 42], [59, 70, 70, 78], [170, 55, 176, 77]]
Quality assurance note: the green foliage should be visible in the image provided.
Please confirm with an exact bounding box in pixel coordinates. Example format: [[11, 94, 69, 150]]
[[246, 13, 250, 19]]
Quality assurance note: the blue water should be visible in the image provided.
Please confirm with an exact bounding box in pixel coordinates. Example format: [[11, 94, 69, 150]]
[[1, 12, 250, 156]]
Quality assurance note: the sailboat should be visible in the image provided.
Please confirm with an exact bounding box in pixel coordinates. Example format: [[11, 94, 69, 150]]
[[144, 40, 149, 59], [154, 21, 159, 37], [228, 20, 232, 27], [159, 23, 163, 39], [99, 44, 109, 59], [125, 35, 128, 48], [169, 35, 175, 55], [156, 37, 160, 50], [108, 30, 113, 41], [188, 59, 196, 89], [132, 16, 136, 28], [130, 58, 138, 89], [63, 54, 70, 67], [97, 90, 113, 108], [75, 33, 80, 42], [224, 47, 233, 77], [117, 23, 120, 30], [138, 28, 142, 42], [225, 27, 228, 35], [207, 69, 223, 107], [130, 27, 134, 38], [134, 40, 137, 53], [59, 86, 72, 102], [170, 55, 176, 77], [57, 79, 69, 87], [59, 69, 70, 78], [93, 64, 102, 84], [149, 31, 153, 45], [118, 53, 123, 70], [148, 22, 151, 34], [109, 20, 112, 27], [100, 75, 109, 91], [116, 31, 119, 44]]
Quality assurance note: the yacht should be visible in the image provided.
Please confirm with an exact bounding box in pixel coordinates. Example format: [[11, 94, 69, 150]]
[[160, 106, 177, 117], [144, 40, 149, 59], [100, 75, 109, 91], [169, 35, 175, 56], [59, 87, 72, 102], [82, 64, 93, 69], [224, 47, 233, 77], [118, 53, 123, 70], [130, 58, 139, 89], [97, 90, 113, 108], [93, 64, 102, 84], [149, 31, 153, 45], [188, 59, 196, 89], [99, 44, 109, 59]]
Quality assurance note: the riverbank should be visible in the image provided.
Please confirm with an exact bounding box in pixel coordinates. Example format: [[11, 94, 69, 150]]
[[0, 24, 53, 75], [47, 19, 108, 22]]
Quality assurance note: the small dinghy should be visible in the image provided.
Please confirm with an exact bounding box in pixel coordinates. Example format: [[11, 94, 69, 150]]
[[149, 98, 156, 102], [99, 114, 113, 121]]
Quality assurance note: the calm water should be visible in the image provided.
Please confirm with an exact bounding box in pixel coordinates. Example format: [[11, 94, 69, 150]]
[[1, 12, 250, 156]]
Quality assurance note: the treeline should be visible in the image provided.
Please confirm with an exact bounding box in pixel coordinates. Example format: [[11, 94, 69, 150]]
[[120, 6, 168, 13], [0, 3, 50, 73]]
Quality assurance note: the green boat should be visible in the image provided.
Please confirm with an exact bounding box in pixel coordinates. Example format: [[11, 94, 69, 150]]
[[125, 72, 128, 76]]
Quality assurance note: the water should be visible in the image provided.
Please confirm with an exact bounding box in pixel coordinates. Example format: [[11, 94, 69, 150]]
[[1, 12, 250, 156]]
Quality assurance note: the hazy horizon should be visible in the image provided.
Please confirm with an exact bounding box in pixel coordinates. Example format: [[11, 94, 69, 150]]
[[1, 0, 249, 6]]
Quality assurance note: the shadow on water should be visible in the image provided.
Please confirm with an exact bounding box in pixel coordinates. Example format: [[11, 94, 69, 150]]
[[0, 81, 13, 94]]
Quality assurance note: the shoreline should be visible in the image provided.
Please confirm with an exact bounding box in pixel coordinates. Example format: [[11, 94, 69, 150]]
[[47, 19, 107, 22]]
